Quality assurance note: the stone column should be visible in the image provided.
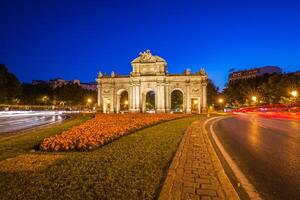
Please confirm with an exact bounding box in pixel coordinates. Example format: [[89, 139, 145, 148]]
[[116, 94, 120, 113], [97, 81, 102, 112], [156, 83, 166, 113], [131, 83, 140, 112], [165, 83, 170, 113], [142, 92, 146, 113], [155, 85, 158, 112], [129, 84, 133, 112], [202, 81, 207, 113], [186, 81, 191, 113], [161, 84, 166, 112], [132, 85, 136, 110], [110, 85, 115, 113], [197, 97, 201, 114], [103, 100, 106, 113]]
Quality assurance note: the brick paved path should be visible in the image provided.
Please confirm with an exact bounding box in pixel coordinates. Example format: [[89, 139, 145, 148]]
[[159, 119, 240, 200]]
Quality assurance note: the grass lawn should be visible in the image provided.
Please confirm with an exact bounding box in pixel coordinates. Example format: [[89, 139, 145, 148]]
[[0, 114, 93, 161], [0, 115, 202, 200]]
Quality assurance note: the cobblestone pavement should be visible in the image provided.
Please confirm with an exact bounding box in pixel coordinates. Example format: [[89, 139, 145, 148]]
[[159, 119, 240, 200]]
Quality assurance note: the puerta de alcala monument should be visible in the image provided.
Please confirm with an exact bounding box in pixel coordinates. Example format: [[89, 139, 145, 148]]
[[96, 50, 208, 113]]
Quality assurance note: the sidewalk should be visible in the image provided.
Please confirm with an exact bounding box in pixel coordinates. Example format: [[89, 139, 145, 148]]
[[159, 119, 240, 200]]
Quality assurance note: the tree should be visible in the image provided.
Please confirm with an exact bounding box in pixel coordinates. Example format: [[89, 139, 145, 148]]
[[0, 64, 21, 103], [21, 83, 52, 105], [53, 84, 97, 107], [222, 72, 300, 107], [207, 79, 219, 106]]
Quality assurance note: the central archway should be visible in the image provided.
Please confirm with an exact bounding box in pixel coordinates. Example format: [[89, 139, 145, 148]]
[[145, 91, 155, 112], [171, 89, 183, 112], [142, 90, 156, 113], [119, 91, 129, 112]]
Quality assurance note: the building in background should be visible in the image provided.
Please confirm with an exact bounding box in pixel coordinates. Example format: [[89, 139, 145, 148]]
[[229, 66, 282, 81], [287, 71, 300, 76], [80, 82, 97, 91], [48, 78, 68, 88], [32, 78, 97, 91], [32, 80, 47, 85]]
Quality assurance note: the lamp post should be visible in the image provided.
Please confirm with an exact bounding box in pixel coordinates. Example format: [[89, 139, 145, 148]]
[[87, 98, 92, 109], [218, 98, 224, 112]]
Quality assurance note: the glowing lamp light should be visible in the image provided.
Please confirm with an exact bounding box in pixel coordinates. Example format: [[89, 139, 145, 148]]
[[218, 98, 223, 103], [252, 96, 257, 102], [87, 98, 92, 103], [106, 100, 110, 104], [42, 96, 49, 102], [124, 100, 128, 105], [291, 90, 298, 97], [194, 100, 198, 104]]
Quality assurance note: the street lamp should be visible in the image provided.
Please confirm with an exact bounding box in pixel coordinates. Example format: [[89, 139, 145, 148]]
[[252, 96, 257, 102], [291, 90, 298, 97], [86, 98, 92, 110], [41, 96, 49, 105], [218, 98, 224, 112]]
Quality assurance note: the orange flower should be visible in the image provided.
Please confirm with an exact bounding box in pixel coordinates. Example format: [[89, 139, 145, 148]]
[[40, 114, 188, 151]]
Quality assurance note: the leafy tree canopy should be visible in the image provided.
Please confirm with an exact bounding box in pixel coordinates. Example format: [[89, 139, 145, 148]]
[[0, 64, 21, 103]]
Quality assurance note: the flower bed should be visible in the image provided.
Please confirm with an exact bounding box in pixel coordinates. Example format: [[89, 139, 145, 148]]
[[40, 114, 188, 151]]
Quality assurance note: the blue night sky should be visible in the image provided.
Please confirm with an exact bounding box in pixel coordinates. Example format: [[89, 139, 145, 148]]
[[1, 0, 300, 89]]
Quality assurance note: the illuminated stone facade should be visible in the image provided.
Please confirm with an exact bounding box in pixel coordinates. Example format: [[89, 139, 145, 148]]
[[96, 50, 208, 113]]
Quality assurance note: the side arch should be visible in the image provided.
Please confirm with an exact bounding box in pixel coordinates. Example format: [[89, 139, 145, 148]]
[[116, 89, 129, 113]]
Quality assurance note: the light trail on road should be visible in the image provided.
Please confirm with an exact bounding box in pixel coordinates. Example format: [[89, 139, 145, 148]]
[[0, 111, 66, 135], [208, 114, 300, 200]]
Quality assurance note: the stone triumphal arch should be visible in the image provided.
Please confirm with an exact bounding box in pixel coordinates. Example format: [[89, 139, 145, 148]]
[[96, 50, 208, 113]]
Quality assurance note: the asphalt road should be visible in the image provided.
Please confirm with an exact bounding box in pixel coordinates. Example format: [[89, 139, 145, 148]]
[[0, 111, 65, 135], [211, 113, 300, 200]]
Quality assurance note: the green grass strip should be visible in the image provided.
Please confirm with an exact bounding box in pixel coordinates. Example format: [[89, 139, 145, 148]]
[[0, 114, 92, 161], [0, 116, 202, 200]]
